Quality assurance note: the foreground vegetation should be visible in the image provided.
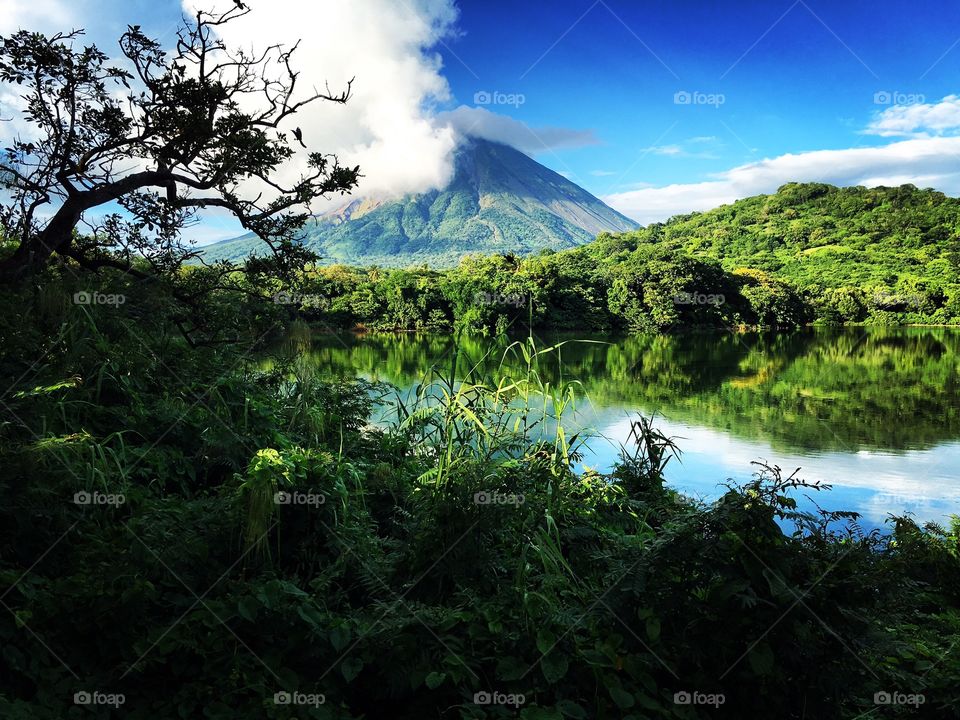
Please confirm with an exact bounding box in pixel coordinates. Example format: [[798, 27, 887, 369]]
[[1, 274, 958, 719]]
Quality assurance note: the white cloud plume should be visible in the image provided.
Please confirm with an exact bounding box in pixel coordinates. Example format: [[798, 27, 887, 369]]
[[865, 94, 960, 137], [435, 105, 599, 155], [5, 0, 597, 209], [184, 0, 461, 200], [603, 136, 960, 225]]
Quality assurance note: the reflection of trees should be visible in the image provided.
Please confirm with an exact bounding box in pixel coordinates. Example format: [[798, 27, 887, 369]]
[[263, 327, 960, 454], [730, 327, 960, 452]]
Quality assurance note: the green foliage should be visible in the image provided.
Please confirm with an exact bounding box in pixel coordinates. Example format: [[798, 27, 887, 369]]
[[212, 182, 960, 332], [273, 242, 809, 335], [0, 277, 957, 719], [607, 182, 960, 325]]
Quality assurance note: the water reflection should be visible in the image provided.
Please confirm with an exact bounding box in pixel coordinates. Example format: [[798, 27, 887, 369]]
[[265, 326, 960, 527]]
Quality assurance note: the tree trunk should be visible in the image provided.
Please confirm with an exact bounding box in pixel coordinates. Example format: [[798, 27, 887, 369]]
[[0, 200, 83, 280]]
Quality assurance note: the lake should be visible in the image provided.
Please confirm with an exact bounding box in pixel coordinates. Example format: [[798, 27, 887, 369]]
[[269, 326, 960, 531]]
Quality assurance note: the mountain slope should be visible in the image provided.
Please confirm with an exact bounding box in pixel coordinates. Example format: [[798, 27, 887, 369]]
[[200, 138, 638, 267]]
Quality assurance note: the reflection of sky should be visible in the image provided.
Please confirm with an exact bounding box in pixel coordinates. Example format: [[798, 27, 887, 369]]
[[305, 329, 960, 533], [577, 408, 960, 531], [375, 383, 960, 530]]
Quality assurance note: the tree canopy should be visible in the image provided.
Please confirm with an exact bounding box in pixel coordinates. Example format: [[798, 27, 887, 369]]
[[0, 5, 359, 281]]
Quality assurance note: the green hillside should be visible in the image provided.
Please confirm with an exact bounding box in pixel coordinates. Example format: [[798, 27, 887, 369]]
[[200, 138, 638, 267], [598, 182, 960, 312]]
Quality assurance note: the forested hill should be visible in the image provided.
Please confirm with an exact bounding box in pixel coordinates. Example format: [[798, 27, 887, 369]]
[[597, 182, 960, 292]]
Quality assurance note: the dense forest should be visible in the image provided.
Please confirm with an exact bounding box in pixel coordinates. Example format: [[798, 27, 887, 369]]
[[277, 249, 807, 334], [614, 182, 960, 320], [274, 183, 960, 333]]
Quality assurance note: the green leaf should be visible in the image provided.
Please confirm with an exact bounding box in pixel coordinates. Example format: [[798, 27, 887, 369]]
[[748, 642, 775, 676], [541, 652, 569, 684], [255, 581, 280, 609], [536, 628, 557, 655], [203, 701, 232, 718], [645, 617, 661, 642], [329, 625, 351, 652], [425, 671, 446, 689], [341, 657, 364, 682], [495, 656, 527, 681], [634, 693, 662, 711], [520, 707, 564, 720], [237, 596, 259, 622], [608, 686, 635, 709], [277, 580, 309, 598], [556, 699, 588, 718], [296, 604, 324, 629]]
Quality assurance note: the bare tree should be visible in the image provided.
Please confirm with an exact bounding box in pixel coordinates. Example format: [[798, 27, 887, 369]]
[[0, 4, 359, 281]]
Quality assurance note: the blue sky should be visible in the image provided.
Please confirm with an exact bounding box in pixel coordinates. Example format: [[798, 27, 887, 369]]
[[437, 0, 960, 212], [4, 0, 960, 233]]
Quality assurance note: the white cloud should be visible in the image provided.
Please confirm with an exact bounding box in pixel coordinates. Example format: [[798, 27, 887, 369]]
[[603, 136, 960, 225], [0, 0, 74, 35], [185, 0, 461, 200], [865, 95, 960, 137], [637, 137, 721, 160], [5, 0, 596, 209], [434, 105, 599, 155], [645, 144, 683, 156], [187, 2, 596, 204]]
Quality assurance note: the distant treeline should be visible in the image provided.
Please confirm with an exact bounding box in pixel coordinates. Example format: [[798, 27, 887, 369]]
[[273, 249, 806, 334]]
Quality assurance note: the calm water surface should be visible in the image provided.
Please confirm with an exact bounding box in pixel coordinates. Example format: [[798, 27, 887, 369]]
[[271, 327, 960, 530]]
